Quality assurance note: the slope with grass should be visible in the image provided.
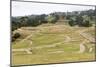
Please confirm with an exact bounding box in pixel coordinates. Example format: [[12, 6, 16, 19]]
[[12, 24, 96, 66]]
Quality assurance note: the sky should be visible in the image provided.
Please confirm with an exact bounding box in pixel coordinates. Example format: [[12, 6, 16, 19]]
[[12, 1, 95, 17]]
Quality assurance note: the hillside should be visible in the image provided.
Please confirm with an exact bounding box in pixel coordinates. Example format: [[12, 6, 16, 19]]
[[12, 23, 96, 65]]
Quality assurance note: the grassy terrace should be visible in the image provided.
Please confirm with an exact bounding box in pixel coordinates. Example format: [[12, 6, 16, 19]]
[[12, 24, 96, 66]]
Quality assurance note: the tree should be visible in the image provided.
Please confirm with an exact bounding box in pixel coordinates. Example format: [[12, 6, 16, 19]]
[[20, 16, 28, 26], [68, 20, 74, 26], [68, 16, 77, 26], [76, 16, 83, 26], [45, 15, 57, 24], [82, 15, 92, 27]]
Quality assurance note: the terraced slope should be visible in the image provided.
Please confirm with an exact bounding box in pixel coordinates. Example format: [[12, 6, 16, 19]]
[[12, 24, 96, 66]]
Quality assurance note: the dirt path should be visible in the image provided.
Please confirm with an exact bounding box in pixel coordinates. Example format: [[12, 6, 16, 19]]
[[20, 33, 33, 43], [12, 41, 65, 54], [76, 28, 95, 53], [13, 26, 95, 54], [13, 35, 71, 49], [76, 28, 95, 43], [78, 40, 87, 53], [12, 35, 71, 54], [80, 32, 95, 43], [12, 48, 32, 54]]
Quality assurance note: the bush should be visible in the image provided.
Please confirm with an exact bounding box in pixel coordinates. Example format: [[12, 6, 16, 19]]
[[12, 37, 16, 42], [13, 33, 20, 38], [81, 15, 92, 27], [82, 20, 92, 27], [12, 32, 21, 42], [68, 20, 75, 26]]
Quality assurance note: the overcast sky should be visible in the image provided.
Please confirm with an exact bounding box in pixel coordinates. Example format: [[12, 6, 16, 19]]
[[12, 1, 95, 17]]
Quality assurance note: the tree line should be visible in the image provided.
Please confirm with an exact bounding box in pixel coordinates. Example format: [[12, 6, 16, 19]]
[[12, 9, 96, 31]]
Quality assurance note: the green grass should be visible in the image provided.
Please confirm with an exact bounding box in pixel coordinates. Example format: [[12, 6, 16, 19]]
[[12, 24, 96, 66], [12, 41, 30, 49], [31, 34, 65, 46], [12, 52, 95, 66]]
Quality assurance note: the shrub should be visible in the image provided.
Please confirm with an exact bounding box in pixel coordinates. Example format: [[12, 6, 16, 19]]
[[12, 32, 21, 42], [68, 20, 75, 26], [82, 20, 92, 27]]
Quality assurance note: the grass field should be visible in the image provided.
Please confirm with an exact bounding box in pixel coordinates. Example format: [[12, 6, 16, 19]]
[[12, 24, 96, 66]]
